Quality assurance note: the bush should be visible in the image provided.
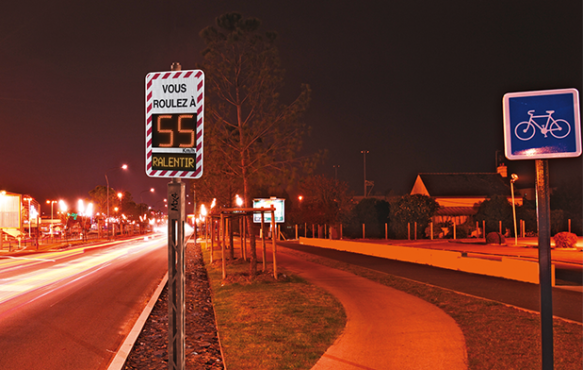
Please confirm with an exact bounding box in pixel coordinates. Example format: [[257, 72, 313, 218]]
[[553, 232, 578, 249], [456, 225, 469, 239], [486, 232, 505, 245], [389, 194, 439, 239]]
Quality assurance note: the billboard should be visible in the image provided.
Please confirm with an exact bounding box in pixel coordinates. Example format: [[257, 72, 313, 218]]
[[253, 198, 285, 223], [0, 193, 21, 228]]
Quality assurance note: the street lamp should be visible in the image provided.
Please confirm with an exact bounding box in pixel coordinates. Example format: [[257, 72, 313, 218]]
[[46, 200, 57, 242], [510, 174, 519, 246], [140, 188, 155, 203], [361, 151, 368, 197], [105, 164, 128, 238], [78, 199, 86, 241], [23, 197, 33, 237], [200, 204, 208, 246], [59, 200, 68, 214]]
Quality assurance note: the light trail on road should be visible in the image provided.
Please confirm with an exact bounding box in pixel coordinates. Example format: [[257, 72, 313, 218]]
[[0, 235, 165, 305], [0, 234, 169, 370]]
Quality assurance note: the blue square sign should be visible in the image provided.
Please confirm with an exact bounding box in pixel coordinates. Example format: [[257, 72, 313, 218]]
[[503, 88, 581, 160]]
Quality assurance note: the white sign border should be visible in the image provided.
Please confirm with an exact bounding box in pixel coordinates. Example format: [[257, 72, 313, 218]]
[[503, 88, 581, 160]]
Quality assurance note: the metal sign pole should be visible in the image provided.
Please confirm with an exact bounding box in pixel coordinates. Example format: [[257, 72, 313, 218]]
[[271, 208, 277, 279], [167, 179, 185, 370], [535, 159, 553, 370]]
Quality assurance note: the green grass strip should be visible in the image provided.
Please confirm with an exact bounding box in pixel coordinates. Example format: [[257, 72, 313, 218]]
[[204, 253, 346, 370]]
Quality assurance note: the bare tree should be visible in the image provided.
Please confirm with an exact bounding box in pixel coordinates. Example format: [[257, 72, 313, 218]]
[[198, 13, 313, 275]]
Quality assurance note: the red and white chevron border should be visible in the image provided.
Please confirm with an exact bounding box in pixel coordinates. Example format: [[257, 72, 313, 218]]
[[145, 70, 204, 178]]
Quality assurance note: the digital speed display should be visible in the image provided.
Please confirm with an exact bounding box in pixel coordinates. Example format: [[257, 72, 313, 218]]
[[146, 69, 204, 178], [151, 114, 196, 148], [150, 114, 198, 171]]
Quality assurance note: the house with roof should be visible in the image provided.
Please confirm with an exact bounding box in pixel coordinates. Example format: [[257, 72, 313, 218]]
[[410, 166, 521, 226]]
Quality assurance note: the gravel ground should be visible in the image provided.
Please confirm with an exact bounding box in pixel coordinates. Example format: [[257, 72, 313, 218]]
[[122, 243, 224, 369]]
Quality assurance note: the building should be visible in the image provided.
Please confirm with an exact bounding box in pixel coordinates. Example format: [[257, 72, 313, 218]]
[[410, 167, 521, 226]]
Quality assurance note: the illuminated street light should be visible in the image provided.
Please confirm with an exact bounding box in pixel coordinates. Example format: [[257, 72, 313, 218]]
[[78, 199, 85, 215], [59, 199, 68, 239], [140, 188, 155, 203], [105, 164, 128, 239], [510, 174, 519, 246], [235, 194, 243, 207], [59, 200, 68, 213], [117, 192, 124, 217], [46, 200, 57, 242], [86, 203, 94, 218]]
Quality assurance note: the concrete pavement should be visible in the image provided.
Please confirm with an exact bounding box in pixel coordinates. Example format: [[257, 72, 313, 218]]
[[275, 250, 468, 370]]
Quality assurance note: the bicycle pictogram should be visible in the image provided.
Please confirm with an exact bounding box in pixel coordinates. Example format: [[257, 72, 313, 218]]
[[514, 110, 571, 141]]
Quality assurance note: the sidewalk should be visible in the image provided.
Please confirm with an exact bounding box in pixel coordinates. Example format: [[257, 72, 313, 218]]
[[276, 249, 468, 370]]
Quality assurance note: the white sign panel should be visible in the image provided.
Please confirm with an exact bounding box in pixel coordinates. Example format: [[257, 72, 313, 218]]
[[253, 198, 285, 223], [145, 70, 204, 178]]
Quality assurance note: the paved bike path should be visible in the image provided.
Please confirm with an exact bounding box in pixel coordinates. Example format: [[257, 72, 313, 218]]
[[275, 249, 468, 370]]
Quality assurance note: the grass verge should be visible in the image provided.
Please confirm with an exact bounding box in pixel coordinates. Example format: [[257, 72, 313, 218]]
[[203, 251, 346, 370], [204, 244, 582, 370]]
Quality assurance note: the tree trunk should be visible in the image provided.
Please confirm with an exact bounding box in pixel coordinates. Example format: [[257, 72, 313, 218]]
[[229, 218, 234, 260], [247, 214, 257, 277]]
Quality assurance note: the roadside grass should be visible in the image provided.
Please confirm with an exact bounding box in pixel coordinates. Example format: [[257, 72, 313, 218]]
[[204, 252, 346, 370], [280, 246, 583, 370]]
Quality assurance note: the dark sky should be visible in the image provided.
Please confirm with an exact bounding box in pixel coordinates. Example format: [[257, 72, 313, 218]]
[[1, 0, 581, 212]]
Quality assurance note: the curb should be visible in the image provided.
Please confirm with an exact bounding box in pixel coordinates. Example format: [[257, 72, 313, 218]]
[[107, 272, 169, 370]]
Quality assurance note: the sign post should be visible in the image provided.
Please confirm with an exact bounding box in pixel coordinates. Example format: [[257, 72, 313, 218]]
[[147, 63, 204, 370], [503, 88, 581, 369], [167, 178, 185, 370]]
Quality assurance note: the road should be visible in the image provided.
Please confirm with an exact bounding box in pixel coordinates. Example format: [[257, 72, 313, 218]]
[[281, 241, 583, 323], [0, 235, 167, 370]]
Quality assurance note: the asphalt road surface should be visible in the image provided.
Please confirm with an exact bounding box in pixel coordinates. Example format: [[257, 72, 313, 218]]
[[281, 241, 583, 323], [0, 235, 167, 370]]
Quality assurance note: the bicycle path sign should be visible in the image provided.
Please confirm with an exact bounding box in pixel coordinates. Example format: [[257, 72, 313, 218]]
[[503, 88, 581, 160]]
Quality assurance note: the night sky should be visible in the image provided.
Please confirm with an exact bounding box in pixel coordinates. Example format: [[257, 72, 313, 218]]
[[1, 0, 581, 212]]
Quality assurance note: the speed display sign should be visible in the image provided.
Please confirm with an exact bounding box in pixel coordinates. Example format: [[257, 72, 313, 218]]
[[145, 69, 204, 178]]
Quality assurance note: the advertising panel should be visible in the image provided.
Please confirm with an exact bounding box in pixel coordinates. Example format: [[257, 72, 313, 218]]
[[0, 193, 21, 228], [252, 198, 285, 223]]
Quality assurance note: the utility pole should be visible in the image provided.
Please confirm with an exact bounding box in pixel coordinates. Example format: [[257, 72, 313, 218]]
[[361, 151, 369, 197], [333, 165, 340, 180]]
